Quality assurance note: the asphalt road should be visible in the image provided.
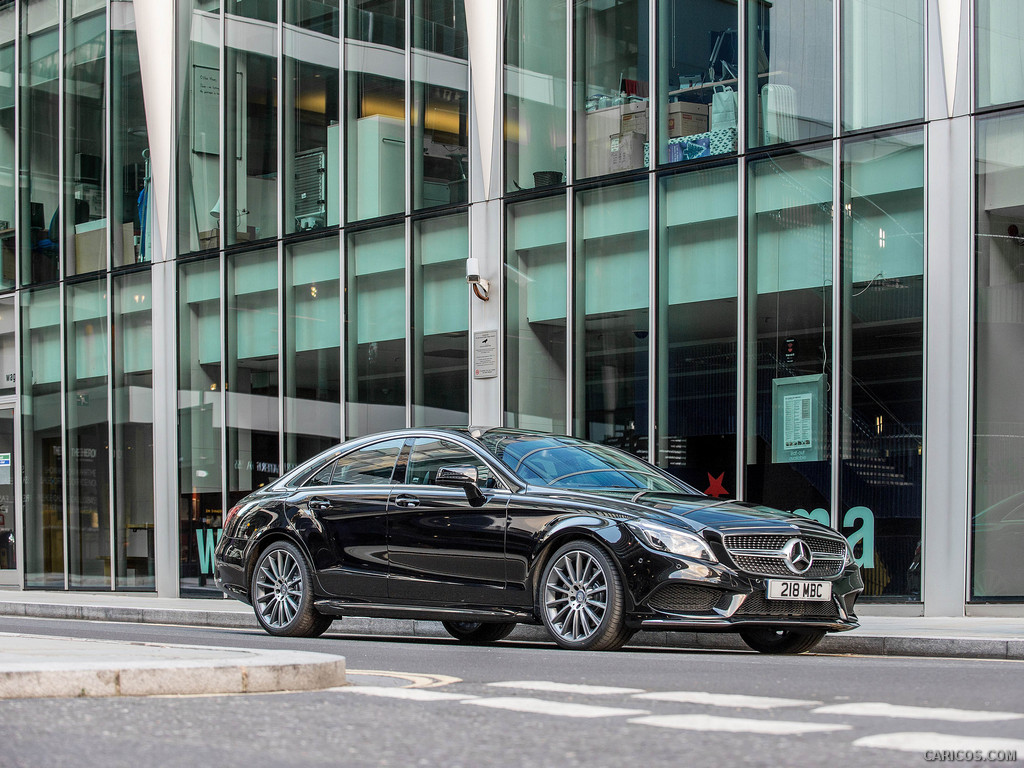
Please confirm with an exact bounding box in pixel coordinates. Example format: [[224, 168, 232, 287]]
[[1, 616, 1022, 768]]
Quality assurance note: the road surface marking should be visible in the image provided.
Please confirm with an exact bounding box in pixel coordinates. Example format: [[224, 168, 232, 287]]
[[629, 714, 850, 735], [634, 691, 820, 709], [854, 733, 1024, 754], [489, 681, 645, 696], [464, 697, 648, 718], [344, 670, 461, 689], [337, 686, 476, 702], [813, 702, 1023, 722]]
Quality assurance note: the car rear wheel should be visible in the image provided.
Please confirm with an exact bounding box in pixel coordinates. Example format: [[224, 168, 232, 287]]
[[739, 627, 826, 654], [251, 540, 333, 638], [540, 540, 632, 651], [441, 621, 516, 644]]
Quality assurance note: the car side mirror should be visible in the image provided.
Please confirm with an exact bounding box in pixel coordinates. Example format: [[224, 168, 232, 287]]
[[436, 466, 487, 507]]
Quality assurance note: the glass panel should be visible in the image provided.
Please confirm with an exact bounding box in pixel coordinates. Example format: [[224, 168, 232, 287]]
[[227, 248, 279, 504], [412, 0, 468, 211], [413, 213, 468, 425], [575, 181, 649, 455], [977, 0, 1024, 108], [177, 258, 222, 595], [345, 34, 405, 221], [411, 71, 469, 211], [577, 0, 650, 178], [64, 6, 107, 276], [286, 0, 340, 36], [22, 286, 63, 587], [840, 131, 924, 599], [225, 18, 278, 245], [346, 225, 406, 437], [20, 1, 61, 284], [111, 3, 151, 267], [332, 438, 404, 484], [284, 236, 340, 471], [0, 4, 14, 288], [347, 0, 404, 49], [746, 148, 833, 514], [0, 296, 14, 395], [842, 0, 924, 132], [504, 0, 567, 193], [973, 113, 1024, 599], [657, 166, 737, 493], [283, 23, 340, 234], [746, 0, 832, 148], [228, 0, 276, 23], [66, 278, 110, 589], [656, 0, 738, 166], [177, 0, 222, 254], [506, 195, 567, 432], [0, 405, 14, 572], [413, 0, 466, 58], [113, 271, 154, 590]]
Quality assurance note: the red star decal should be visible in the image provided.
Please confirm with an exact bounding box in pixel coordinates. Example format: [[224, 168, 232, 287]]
[[705, 472, 729, 498]]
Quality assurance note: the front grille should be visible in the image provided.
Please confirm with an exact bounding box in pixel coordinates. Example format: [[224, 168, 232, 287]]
[[648, 584, 723, 613], [737, 593, 840, 619], [723, 533, 847, 579], [729, 555, 843, 580]]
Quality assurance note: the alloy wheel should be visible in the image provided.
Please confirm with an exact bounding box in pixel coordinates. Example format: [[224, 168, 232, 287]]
[[543, 549, 609, 642], [254, 547, 304, 629]]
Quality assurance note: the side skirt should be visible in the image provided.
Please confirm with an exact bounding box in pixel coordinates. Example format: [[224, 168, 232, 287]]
[[314, 600, 537, 624]]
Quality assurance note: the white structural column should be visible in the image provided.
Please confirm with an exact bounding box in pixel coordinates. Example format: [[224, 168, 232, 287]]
[[465, 0, 504, 427], [134, 0, 179, 596], [922, 0, 972, 616]]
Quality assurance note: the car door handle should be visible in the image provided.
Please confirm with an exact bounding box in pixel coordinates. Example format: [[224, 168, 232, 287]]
[[394, 494, 420, 509], [308, 497, 333, 512]]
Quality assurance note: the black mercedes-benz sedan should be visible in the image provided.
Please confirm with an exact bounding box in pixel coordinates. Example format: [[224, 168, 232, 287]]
[[214, 428, 863, 654]]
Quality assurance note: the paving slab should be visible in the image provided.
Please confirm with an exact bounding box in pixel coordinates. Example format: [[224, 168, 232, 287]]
[[0, 632, 347, 700]]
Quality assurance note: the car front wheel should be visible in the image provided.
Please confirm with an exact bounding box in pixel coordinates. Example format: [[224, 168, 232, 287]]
[[739, 627, 826, 654], [539, 540, 632, 651], [251, 540, 333, 638]]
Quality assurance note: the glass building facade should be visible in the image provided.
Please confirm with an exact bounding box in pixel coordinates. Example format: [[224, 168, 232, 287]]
[[0, 0, 1018, 613]]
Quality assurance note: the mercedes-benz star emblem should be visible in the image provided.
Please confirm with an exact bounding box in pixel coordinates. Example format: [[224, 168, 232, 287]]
[[783, 538, 813, 574]]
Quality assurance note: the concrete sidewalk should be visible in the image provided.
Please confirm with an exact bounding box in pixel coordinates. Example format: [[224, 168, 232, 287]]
[[0, 630, 347, 700], [0, 590, 1022, 662]]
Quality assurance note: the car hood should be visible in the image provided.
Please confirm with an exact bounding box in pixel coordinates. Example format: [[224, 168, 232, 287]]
[[526, 487, 840, 538]]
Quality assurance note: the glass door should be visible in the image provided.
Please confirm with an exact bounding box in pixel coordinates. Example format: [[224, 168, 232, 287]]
[[0, 399, 16, 584]]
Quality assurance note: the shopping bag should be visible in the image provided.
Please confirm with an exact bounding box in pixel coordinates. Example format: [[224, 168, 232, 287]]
[[711, 85, 738, 132]]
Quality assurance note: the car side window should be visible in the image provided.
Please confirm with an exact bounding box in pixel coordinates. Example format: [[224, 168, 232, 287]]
[[405, 438, 494, 487], [305, 460, 339, 487], [329, 438, 406, 485]]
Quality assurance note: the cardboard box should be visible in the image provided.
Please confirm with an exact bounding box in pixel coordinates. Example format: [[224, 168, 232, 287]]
[[619, 100, 648, 136], [609, 132, 646, 173], [668, 101, 709, 138]]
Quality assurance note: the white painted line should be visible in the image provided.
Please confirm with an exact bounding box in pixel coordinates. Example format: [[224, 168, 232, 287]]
[[630, 714, 851, 735], [464, 697, 648, 719], [489, 681, 645, 696], [813, 702, 1024, 722], [854, 732, 1024, 754], [337, 686, 476, 702], [634, 691, 821, 709]]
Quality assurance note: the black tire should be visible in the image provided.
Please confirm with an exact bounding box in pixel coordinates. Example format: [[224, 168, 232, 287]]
[[441, 621, 516, 644], [251, 540, 333, 638], [539, 540, 631, 651], [739, 627, 826, 654]]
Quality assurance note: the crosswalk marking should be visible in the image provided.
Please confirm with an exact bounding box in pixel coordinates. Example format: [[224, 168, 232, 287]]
[[489, 681, 644, 696], [634, 691, 821, 709], [464, 697, 648, 719], [338, 686, 477, 702], [814, 702, 1023, 723], [854, 733, 1024, 754], [629, 714, 850, 735]]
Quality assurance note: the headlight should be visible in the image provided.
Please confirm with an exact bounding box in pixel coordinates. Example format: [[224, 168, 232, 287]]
[[843, 540, 855, 567], [627, 520, 716, 563]]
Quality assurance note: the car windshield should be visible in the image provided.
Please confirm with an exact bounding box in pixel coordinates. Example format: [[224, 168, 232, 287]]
[[481, 432, 701, 494]]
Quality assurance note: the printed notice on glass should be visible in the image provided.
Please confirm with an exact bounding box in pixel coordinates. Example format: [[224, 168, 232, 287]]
[[783, 393, 813, 451], [473, 330, 498, 379]]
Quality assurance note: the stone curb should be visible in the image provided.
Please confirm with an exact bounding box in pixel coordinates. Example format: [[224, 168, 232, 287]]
[[1, 600, 1020, 660], [0, 636, 346, 700]]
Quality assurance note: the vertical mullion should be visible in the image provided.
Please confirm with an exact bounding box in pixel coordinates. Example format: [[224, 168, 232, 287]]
[[58, 0, 69, 590], [338, 0, 347, 441], [565, 0, 574, 434], [276, 0, 285, 475], [830, 0, 842, 530], [218, 5, 228, 523], [737, 0, 747, 153], [736, 158, 747, 502], [338, 232, 347, 440], [106, 5, 116, 591], [404, 0, 412, 428], [12, 0, 20, 288], [964, 0, 978, 606], [646, 0, 656, 462]]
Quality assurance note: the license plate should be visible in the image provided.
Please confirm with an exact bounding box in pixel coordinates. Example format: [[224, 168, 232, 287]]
[[766, 580, 832, 601]]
